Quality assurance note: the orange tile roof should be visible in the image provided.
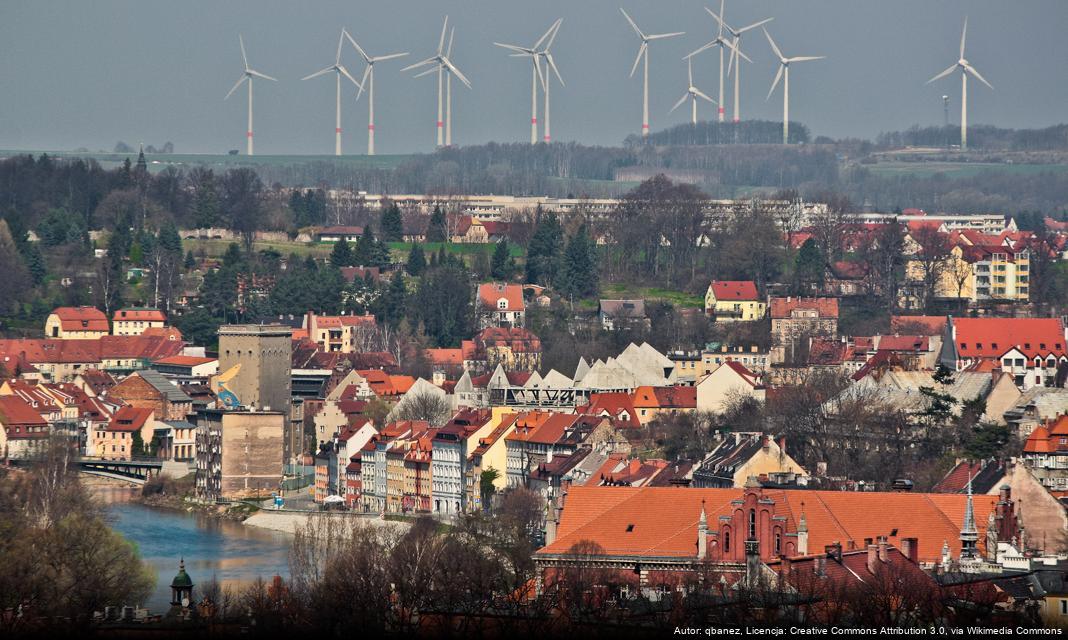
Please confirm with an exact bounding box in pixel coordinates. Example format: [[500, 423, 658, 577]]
[[478, 282, 525, 311], [107, 405, 154, 432], [770, 297, 839, 319], [1024, 416, 1068, 454], [540, 486, 994, 564], [578, 393, 640, 428], [0, 395, 47, 428], [113, 308, 167, 322], [153, 355, 217, 367], [51, 306, 109, 332], [709, 280, 759, 302], [952, 317, 1066, 361]]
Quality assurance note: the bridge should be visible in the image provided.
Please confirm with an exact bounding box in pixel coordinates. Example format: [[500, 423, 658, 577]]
[[7, 457, 164, 485]]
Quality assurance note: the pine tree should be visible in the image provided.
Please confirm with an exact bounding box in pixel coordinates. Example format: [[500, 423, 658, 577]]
[[158, 220, 182, 254], [525, 212, 563, 285], [491, 239, 513, 280], [184, 250, 196, 270], [473, 247, 491, 279], [288, 190, 306, 228], [330, 237, 353, 267], [406, 243, 426, 276], [795, 238, 825, 292], [557, 225, 598, 298], [427, 206, 447, 243], [380, 203, 404, 243]]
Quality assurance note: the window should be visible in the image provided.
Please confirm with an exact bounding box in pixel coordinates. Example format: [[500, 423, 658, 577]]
[[1061, 600, 1067, 615], [723, 528, 730, 552], [748, 509, 756, 539]]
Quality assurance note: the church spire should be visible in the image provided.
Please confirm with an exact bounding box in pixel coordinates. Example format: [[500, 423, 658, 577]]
[[135, 142, 147, 174], [960, 472, 979, 559]]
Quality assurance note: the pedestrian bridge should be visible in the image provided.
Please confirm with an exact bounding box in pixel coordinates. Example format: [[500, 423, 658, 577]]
[[77, 458, 163, 485]]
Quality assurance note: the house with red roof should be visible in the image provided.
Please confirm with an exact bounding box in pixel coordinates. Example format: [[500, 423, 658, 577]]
[[304, 311, 377, 354], [477, 282, 526, 329], [112, 308, 167, 336], [576, 392, 641, 429], [44, 306, 109, 339], [704, 280, 766, 322], [431, 408, 496, 515], [630, 385, 697, 424], [100, 405, 156, 460], [770, 297, 838, 362], [0, 395, 49, 459], [696, 361, 765, 413], [940, 317, 1067, 389]]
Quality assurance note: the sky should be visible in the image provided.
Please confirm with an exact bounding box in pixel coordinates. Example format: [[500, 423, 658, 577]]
[[0, 0, 1065, 155]]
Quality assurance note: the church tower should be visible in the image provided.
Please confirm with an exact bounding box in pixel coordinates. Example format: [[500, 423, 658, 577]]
[[170, 558, 194, 608], [959, 474, 979, 561]]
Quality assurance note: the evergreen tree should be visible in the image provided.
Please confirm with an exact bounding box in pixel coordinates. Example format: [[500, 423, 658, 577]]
[[556, 225, 598, 298], [491, 239, 514, 280], [380, 203, 404, 242], [413, 264, 473, 347], [795, 238, 825, 292], [158, 220, 182, 254], [184, 250, 196, 270], [406, 243, 426, 276], [525, 212, 563, 285], [191, 169, 221, 229], [330, 237, 353, 267], [373, 273, 409, 327], [427, 206, 447, 243], [288, 190, 306, 227], [473, 247, 491, 279], [222, 242, 243, 268]]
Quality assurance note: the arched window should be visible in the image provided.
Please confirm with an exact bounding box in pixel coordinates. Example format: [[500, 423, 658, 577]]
[[775, 530, 782, 556], [723, 528, 731, 553], [748, 509, 756, 539]]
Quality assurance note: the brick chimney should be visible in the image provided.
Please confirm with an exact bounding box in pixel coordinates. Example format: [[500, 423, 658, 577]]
[[900, 537, 919, 564], [867, 543, 879, 575], [878, 535, 889, 562], [825, 542, 842, 563]]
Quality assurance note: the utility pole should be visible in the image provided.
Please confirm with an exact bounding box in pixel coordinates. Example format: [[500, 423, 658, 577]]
[[942, 95, 950, 149]]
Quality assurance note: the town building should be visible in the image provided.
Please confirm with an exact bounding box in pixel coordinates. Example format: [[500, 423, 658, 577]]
[[939, 317, 1067, 390], [477, 282, 526, 329], [152, 355, 219, 385], [431, 409, 496, 516], [770, 297, 839, 362], [112, 308, 167, 336], [44, 306, 109, 339], [194, 409, 287, 502], [692, 433, 808, 488], [216, 324, 293, 413], [0, 395, 48, 459], [598, 299, 649, 332], [696, 361, 765, 413], [303, 312, 377, 353], [107, 369, 194, 421], [704, 280, 765, 322], [101, 405, 156, 460]]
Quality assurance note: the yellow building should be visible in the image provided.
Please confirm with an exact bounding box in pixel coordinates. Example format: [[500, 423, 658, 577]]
[[112, 308, 167, 336], [704, 281, 766, 322], [905, 243, 1029, 303], [693, 433, 808, 487], [44, 307, 109, 339]]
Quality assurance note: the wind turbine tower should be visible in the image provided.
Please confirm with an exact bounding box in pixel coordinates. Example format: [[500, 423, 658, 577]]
[[705, 7, 772, 123], [302, 30, 363, 156], [404, 17, 471, 148], [620, 8, 684, 140], [685, 0, 748, 124], [926, 18, 993, 151], [763, 28, 824, 145], [346, 32, 407, 156], [670, 58, 716, 125], [224, 35, 277, 156], [495, 19, 562, 144]]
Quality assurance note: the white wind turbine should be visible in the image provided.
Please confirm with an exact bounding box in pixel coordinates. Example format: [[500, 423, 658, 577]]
[[620, 8, 684, 140], [670, 58, 716, 125], [346, 32, 407, 156], [705, 6, 772, 123], [494, 19, 563, 144], [926, 17, 993, 152], [224, 35, 277, 156], [763, 28, 824, 145], [685, 0, 749, 123], [536, 23, 565, 143], [302, 30, 363, 156], [403, 17, 472, 148]]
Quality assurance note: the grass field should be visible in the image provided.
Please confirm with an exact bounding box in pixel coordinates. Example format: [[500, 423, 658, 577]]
[[602, 283, 703, 308], [864, 161, 1068, 179], [185, 238, 526, 261]]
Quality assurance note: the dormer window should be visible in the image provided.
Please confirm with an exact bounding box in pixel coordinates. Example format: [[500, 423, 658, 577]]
[[497, 299, 507, 310]]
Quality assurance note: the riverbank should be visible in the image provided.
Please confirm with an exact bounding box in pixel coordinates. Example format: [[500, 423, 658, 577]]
[[244, 510, 412, 535]]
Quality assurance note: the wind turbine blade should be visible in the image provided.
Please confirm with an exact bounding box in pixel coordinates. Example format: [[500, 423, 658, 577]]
[[442, 58, 471, 88], [534, 20, 557, 50], [239, 35, 248, 69], [686, 41, 717, 59], [413, 66, 438, 79], [446, 28, 454, 57], [704, 7, 731, 35], [722, 38, 752, 63], [960, 16, 968, 59], [543, 19, 563, 50], [670, 93, 688, 113], [620, 8, 644, 39], [337, 64, 362, 89], [438, 16, 449, 55], [224, 75, 247, 100], [246, 69, 277, 82], [926, 63, 957, 84], [763, 28, 783, 60], [766, 64, 784, 101], [727, 39, 738, 76], [372, 52, 408, 63], [356, 65, 371, 100], [629, 42, 646, 77], [647, 32, 684, 40], [302, 66, 335, 81], [717, 0, 725, 37], [694, 89, 715, 103], [965, 64, 993, 89], [737, 17, 773, 35], [787, 56, 825, 63], [336, 30, 345, 64], [494, 42, 532, 54], [546, 53, 564, 86], [344, 30, 370, 62], [402, 57, 437, 72], [687, 57, 693, 86]]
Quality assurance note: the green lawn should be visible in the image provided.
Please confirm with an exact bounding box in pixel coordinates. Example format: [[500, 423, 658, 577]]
[[186, 237, 331, 258], [602, 283, 703, 308], [386, 241, 525, 258], [865, 161, 1068, 179]]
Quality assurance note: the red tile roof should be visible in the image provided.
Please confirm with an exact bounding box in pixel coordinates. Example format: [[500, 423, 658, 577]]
[[107, 405, 154, 432], [951, 317, 1066, 361], [769, 297, 839, 319], [577, 393, 640, 429], [478, 282, 525, 311], [113, 308, 166, 323], [153, 355, 217, 367], [540, 486, 994, 564], [51, 306, 109, 332], [1024, 416, 1068, 454], [709, 280, 759, 302], [0, 395, 48, 429]]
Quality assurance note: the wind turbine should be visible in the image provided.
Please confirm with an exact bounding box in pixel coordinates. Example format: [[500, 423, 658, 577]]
[[763, 28, 824, 145], [495, 19, 562, 144], [670, 58, 716, 125], [705, 6, 772, 123], [685, 0, 748, 123], [536, 22, 565, 143], [346, 32, 407, 156], [224, 35, 277, 156], [926, 17, 993, 152], [302, 30, 363, 156], [620, 8, 684, 140], [403, 17, 472, 148]]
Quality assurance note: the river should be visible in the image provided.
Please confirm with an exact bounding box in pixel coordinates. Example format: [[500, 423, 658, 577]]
[[95, 485, 292, 612]]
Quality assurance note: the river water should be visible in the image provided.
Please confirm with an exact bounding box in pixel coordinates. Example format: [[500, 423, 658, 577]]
[[95, 485, 292, 612]]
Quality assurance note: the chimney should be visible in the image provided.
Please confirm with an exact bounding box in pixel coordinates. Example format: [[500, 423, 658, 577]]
[[825, 542, 842, 563], [867, 543, 879, 575], [878, 535, 889, 562], [778, 437, 787, 456], [901, 537, 919, 564]]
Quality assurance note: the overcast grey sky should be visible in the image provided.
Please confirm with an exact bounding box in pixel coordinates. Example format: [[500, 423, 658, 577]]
[[0, 1, 1065, 155]]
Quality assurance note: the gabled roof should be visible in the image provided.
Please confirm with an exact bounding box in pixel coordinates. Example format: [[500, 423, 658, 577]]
[[113, 308, 166, 323], [721, 361, 762, 388], [107, 405, 154, 432], [50, 306, 109, 332], [770, 297, 839, 319], [708, 280, 759, 302], [0, 395, 47, 428], [599, 299, 647, 318], [478, 282, 525, 311], [951, 317, 1066, 361], [153, 355, 217, 367], [126, 369, 193, 403], [932, 459, 1006, 494], [1024, 415, 1068, 454], [577, 392, 641, 428]]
